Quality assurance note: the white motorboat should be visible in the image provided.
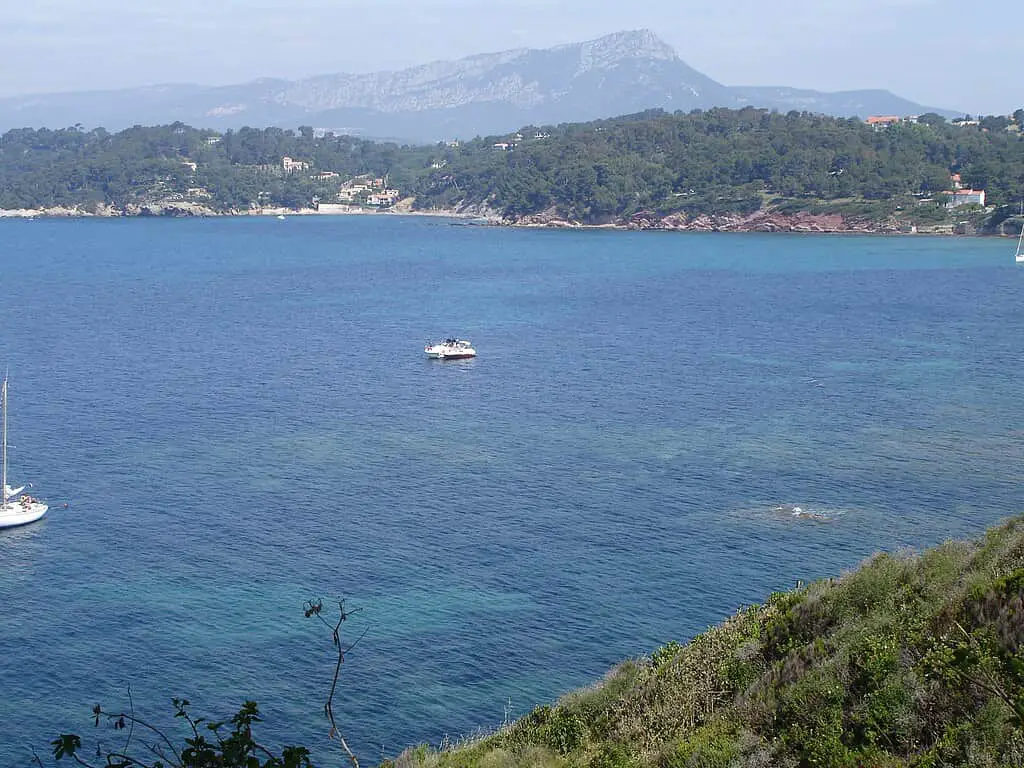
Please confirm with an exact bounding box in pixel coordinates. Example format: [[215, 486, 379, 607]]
[[424, 338, 477, 360], [0, 373, 48, 529]]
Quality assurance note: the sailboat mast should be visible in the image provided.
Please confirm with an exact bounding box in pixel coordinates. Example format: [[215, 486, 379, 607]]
[[1015, 201, 1024, 252], [1, 374, 7, 509]]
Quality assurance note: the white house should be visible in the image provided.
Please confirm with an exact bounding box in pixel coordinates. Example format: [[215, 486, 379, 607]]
[[947, 189, 986, 208], [367, 189, 401, 206], [282, 156, 310, 172]]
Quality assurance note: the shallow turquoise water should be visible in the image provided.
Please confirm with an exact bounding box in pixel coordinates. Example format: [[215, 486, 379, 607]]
[[0, 217, 1021, 764]]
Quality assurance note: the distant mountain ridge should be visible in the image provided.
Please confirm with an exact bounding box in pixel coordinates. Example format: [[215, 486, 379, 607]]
[[0, 30, 960, 142]]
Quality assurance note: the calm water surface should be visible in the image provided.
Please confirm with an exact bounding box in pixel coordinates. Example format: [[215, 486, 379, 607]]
[[0, 217, 1021, 764]]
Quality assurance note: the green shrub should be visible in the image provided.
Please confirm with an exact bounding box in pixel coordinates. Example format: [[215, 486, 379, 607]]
[[541, 709, 588, 755], [477, 748, 518, 768], [664, 720, 740, 768], [500, 704, 553, 747], [775, 668, 852, 766], [651, 641, 683, 671], [559, 661, 642, 741], [512, 745, 563, 768], [835, 553, 907, 619], [589, 742, 637, 768]]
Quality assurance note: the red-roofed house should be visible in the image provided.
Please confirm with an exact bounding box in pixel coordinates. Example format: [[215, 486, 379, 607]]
[[947, 189, 986, 208], [866, 115, 901, 130]]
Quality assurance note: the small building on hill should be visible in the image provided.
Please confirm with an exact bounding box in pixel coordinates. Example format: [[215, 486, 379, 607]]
[[282, 156, 310, 172], [947, 189, 986, 208], [866, 115, 901, 130]]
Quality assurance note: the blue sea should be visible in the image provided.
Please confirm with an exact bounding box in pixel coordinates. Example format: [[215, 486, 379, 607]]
[[0, 216, 1021, 765]]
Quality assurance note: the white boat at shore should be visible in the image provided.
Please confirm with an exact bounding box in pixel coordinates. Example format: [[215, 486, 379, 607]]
[[0, 373, 48, 529], [425, 338, 477, 360]]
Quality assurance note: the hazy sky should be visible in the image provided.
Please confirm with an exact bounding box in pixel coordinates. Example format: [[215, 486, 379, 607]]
[[1, 0, 1019, 114]]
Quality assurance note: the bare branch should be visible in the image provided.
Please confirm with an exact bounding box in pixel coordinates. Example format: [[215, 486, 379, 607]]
[[103, 750, 160, 768], [122, 686, 136, 759], [68, 750, 100, 768], [306, 597, 363, 768], [96, 708, 182, 766], [253, 742, 282, 763]]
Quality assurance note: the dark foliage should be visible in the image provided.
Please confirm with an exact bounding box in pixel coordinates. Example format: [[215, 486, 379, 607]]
[[1, 108, 1022, 226]]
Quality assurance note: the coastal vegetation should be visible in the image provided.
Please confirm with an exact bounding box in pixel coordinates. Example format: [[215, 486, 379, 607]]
[[52, 517, 1024, 767], [1, 108, 1022, 230], [385, 515, 1024, 768], [415, 109, 1024, 227]]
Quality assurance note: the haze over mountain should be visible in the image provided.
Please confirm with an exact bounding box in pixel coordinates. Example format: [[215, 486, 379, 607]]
[[0, 30, 960, 143]]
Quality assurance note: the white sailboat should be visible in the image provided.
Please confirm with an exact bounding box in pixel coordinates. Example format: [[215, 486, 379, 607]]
[[1015, 221, 1024, 263], [0, 373, 48, 529]]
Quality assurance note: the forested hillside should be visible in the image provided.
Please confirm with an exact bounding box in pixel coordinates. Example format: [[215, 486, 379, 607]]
[[413, 109, 1024, 227], [1, 108, 1022, 230], [0, 124, 433, 212]]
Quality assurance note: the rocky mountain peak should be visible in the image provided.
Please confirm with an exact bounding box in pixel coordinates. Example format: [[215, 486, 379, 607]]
[[0, 29, 958, 141], [572, 29, 679, 67]]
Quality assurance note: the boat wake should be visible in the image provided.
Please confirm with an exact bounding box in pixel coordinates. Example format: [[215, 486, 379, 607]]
[[771, 504, 839, 522], [734, 503, 850, 523]]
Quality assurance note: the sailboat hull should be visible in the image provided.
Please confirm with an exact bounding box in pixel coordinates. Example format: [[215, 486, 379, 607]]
[[0, 501, 47, 529], [2, 375, 48, 529]]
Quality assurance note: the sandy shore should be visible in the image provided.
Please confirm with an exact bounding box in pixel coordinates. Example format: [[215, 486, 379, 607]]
[[0, 200, 499, 221]]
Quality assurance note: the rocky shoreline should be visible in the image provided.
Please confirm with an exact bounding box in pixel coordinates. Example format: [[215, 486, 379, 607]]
[[509, 207, 923, 234], [0, 202, 225, 218], [0, 200, 964, 236]]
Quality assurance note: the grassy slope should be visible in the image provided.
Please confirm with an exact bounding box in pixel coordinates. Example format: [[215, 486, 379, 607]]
[[389, 518, 1024, 768]]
